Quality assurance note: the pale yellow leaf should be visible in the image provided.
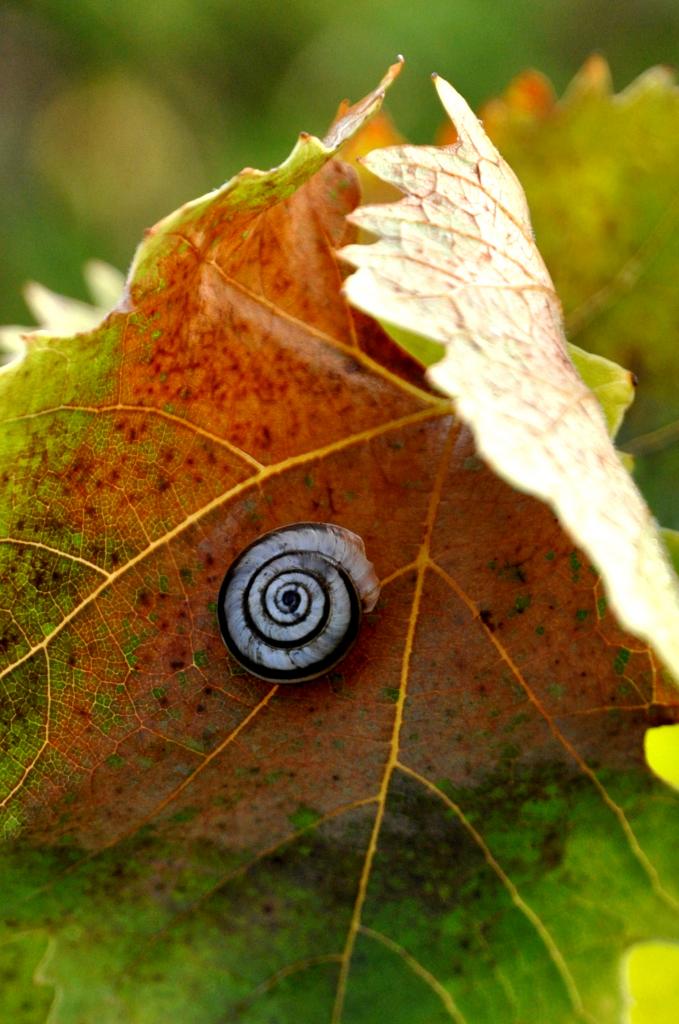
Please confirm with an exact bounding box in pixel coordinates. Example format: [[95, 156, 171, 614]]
[[341, 75, 679, 679], [82, 259, 126, 310], [23, 281, 106, 334], [0, 260, 126, 371]]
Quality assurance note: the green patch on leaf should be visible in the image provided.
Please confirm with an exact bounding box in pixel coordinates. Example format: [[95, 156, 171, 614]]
[[613, 647, 632, 675], [288, 805, 323, 831]]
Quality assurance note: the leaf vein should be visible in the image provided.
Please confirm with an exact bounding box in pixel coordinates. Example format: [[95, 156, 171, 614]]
[[359, 925, 468, 1023], [429, 558, 679, 913], [331, 422, 456, 1023], [396, 761, 593, 1023]]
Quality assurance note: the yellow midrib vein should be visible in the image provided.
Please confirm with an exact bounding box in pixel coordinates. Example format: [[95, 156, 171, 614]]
[[204, 256, 442, 409], [330, 421, 455, 1024], [147, 218, 439, 413]]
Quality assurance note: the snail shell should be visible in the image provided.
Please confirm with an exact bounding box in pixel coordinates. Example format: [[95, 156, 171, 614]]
[[217, 522, 380, 682]]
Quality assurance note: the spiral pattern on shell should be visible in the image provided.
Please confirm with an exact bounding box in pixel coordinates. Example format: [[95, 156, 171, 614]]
[[217, 522, 380, 682]]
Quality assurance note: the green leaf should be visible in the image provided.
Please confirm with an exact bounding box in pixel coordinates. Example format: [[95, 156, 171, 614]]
[[566, 343, 636, 440], [662, 528, 679, 575]]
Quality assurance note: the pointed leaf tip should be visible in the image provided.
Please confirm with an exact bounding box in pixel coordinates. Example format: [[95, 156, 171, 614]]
[[322, 58, 404, 152], [434, 75, 498, 160]]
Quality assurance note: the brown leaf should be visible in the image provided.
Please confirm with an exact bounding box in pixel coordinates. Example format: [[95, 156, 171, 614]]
[[2, 65, 679, 1024]]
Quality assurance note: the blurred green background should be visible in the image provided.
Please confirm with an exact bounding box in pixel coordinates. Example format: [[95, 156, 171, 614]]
[[3, 0, 679, 325]]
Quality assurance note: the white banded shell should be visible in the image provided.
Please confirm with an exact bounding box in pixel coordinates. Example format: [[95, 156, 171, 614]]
[[217, 522, 380, 682]]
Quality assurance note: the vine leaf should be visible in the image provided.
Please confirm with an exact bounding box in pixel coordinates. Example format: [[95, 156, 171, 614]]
[[338, 100, 638, 444], [464, 57, 679, 532], [1, 64, 679, 1024], [341, 74, 679, 681]]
